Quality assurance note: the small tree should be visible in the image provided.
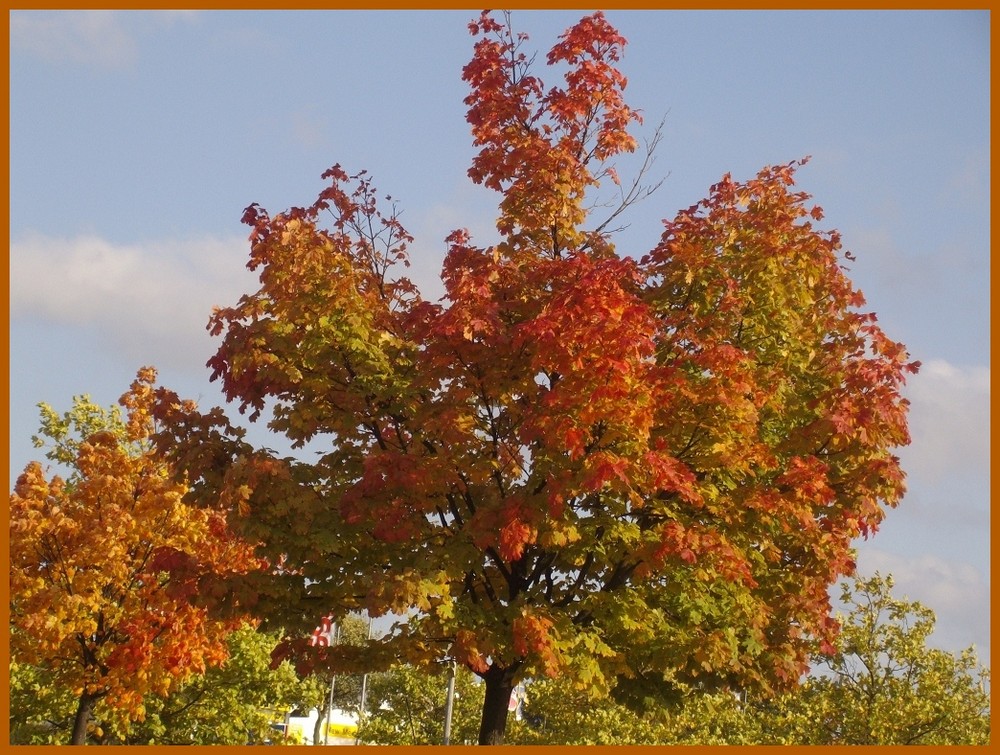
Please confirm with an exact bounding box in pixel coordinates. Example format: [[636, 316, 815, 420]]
[[357, 662, 484, 745], [152, 11, 918, 744], [757, 574, 991, 745], [9, 369, 260, 744], [510, 575, 990, 746], [509, 675, 671, 745]]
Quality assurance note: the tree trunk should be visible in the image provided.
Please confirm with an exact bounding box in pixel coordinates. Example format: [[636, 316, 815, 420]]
[[71, 691, 97, 745], [312, 704, 325, 746], [477, 664, 514, 745]]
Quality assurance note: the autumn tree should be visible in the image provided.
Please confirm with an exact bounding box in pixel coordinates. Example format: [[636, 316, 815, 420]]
[[151, 11, 918, 744], [8, 370, 260, 745]]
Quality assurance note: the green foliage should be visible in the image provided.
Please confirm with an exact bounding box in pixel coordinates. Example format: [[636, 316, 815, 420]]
[[9, 658, 80, 744], [31, 395, 131, 469], [511, 574, 990, 746], [749, 574, 991, 745], [508, 676, 669, 745], [9, 624, 303, 745], [358, 662, 484, 745], [12, 573, 984, 745], [107, 624, 305, 745]]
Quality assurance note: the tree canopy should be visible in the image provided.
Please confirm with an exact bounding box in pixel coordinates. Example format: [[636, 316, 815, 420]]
[[149, 10, 918, 744]]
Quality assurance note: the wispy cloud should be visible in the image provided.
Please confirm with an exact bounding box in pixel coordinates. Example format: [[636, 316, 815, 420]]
[[10, 232, 254, 372], [901, 359, 990, 485], [10, 10, 197, 71], [7, 221, 461, 374]]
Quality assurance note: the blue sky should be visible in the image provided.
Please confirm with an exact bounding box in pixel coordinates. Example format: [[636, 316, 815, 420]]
[[9, 10, 990, 664]]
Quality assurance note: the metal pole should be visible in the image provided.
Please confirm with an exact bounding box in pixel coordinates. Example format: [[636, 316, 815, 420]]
[[324, 622, 339, 746], [442, 660, 457, 745], [355, 613, 374, 745]]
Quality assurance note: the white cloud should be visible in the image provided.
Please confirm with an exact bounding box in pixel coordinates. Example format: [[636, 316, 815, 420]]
[[10, 232, 255, 372], [854, 548, 990, 663], [900, 359, 990, 485], [10, 10, 197, 70]]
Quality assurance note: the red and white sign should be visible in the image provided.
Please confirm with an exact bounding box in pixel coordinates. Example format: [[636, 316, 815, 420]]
[[310, 616, 335, 647]]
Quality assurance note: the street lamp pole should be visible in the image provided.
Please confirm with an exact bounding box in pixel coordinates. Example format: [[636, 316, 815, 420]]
[[442, 659, 457, 745], [354, 613, 374, 745], [324, 622, 340, 746]]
